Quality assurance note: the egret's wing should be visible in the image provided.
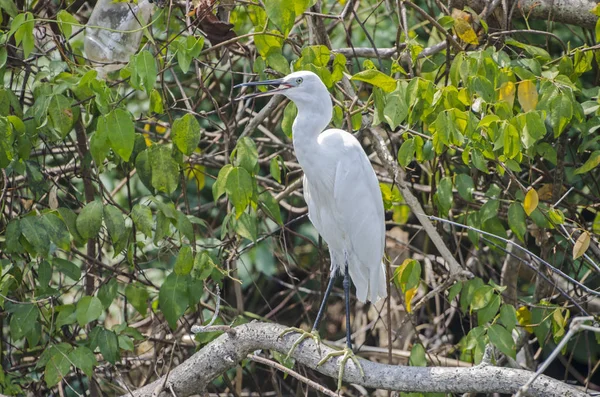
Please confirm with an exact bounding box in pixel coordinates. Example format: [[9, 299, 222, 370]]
[[323, 130, 387, 302]]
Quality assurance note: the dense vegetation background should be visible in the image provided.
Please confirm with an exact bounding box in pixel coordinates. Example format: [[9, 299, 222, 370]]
[[0, 0, 599, 395]]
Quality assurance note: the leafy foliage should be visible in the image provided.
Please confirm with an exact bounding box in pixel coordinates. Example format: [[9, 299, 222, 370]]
[[0, 0, 598, 395]]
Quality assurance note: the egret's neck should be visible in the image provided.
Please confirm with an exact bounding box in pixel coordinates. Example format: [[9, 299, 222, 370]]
[[291, 93, 332, 165]]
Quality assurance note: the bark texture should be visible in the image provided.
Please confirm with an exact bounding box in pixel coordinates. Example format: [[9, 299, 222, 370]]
[[455, 0, 598, 29], [124, 322, 588, 397]]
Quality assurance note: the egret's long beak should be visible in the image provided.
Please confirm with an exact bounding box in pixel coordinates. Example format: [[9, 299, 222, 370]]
[[234, 79, 292, 101]]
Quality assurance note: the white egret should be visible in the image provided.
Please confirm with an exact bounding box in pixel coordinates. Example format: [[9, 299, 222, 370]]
[[235, 71, 387, 387]]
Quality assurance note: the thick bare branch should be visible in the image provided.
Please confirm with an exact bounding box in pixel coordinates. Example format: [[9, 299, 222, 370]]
[[454, 0, 598, 29], [124, 322, 586, 397]]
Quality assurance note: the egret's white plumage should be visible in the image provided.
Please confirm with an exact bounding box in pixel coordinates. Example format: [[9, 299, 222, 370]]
[[240, 71, 387, 303]]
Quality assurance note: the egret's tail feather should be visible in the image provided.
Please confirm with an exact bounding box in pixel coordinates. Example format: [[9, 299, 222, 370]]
[[350, 260, 387, 304], [367, 261, 388, 303]]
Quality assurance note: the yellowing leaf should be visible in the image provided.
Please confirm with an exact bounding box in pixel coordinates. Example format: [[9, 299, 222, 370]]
[[405, 287, 417, 313], [518, 80, 538, 112], [573, 231, 590, 259], [516, 306, 533, 333], [185, 163, 206, 190], [523, 188, 539, 216], [454, 18, 478, 45], [536, 184, 553, 201], [498, 81, 515, 108]]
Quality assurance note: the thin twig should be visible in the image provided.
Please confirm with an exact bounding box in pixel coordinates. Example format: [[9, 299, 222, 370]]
[[248, 355, 339, 397]]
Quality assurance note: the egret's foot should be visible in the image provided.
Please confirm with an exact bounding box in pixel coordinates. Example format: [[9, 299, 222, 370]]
[[317, 347, 365, 390], [278, 327, 322, 359]]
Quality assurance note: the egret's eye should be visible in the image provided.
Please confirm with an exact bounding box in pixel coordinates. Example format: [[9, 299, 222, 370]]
[[295, 77, 303, 85]]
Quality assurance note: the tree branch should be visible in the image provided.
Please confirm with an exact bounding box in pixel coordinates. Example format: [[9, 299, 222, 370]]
[[123, 322, 587, 397], [454, 0, 598, 29]]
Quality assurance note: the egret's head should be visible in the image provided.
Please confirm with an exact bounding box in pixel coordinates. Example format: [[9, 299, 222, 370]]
[[234, 71, 328, 104]]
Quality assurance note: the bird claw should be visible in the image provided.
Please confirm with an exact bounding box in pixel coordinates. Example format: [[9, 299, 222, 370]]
[[317, 346, 364, 390], [278, 328, 322, 359]]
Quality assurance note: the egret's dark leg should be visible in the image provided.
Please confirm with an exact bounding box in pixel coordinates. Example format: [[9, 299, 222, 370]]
[[279, 270, 337, 358], [312, 271, 337, 331], [317, 261, 364, 390], [343, 263, 352, 349]]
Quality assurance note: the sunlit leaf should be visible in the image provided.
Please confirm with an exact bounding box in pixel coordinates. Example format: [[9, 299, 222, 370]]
[[523, 188, 539, 216], [454, 18, 478, 45], [351, 69, 397, 92], [573, 231, 590, 259], [517, 80, 538, 112]]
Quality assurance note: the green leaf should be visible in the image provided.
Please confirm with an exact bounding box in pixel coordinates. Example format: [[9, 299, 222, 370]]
[[448, 282, 462, 302], [270, 156, 282, 183], [99, 109, 135, 162], [172, 113, 201, 155], [479, 199, 499, 224], [259, 191, 283, 225], [434, 177, 453, 216], [57, 10, 78, 39], [0, 0, 18, 17], [471, 285, 494, 311], [41, 213, 71, 251], [392, 258, 421, 292], [14, 12, 35, 58], [384, 89, 408, 130], [397, 138, 415, 167], [174, 246, 194, 275], [159, 272, 189, 329], [149, 89, 164, 114], [212, 164, 233, 201], [103, 204, 126, 245], [0, 116, 14, 168], [97, 328, 120, 364], [487, 324, 516, 359], [549, 94, 573, 137], [148, 144, 180, 194], [76, 200, 103, 240], [118, 334, 134, 351], [135, 50, 157, 94], [508, 202, 526, 241], [53, 258, 81, 281], [351, 69, 397, 92], [97, 278, 118, 308], [225, 166, 254, 217], [192, 251, 216, 281], [68, 346, 97, 378], [548, 208, 565, 225], [55, 304, 77, 327], [499, 304, 518, 332], [409, 343, 426, 367], [233, 137, 259, 175], [20, 216, 50, 256], [477, 294, 500, 325], [265, 0, 295, 36], [177, 211, 194, 242], [90, 129, 110, 166], [455, 174, 474, 202], [125, 283, 149, 316], [76, 296, 103, 326], [9, 303, 38, 340], [235, 212, 257, 241], [131, 204, 153, 238], [482, 217, 508, 249], [575, 150, 600, 174], [42, 344, 72, 387], [281, 102, 297, 137], [48, 95, 75, 138]]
